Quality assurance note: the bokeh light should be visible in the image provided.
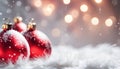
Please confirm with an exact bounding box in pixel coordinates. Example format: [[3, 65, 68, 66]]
[[105, 18, 113, 27], [70, 9, 79, 18], [64, 14, 73, 23], [109, 16, 116, 23], [94, 0, 102, 4], [42, 3, 55, 16], [91, 17, 99, 25], [33, 0, 42, 8], [83, 14, 91, 23], [51, 28, 61, 37], [63, 0, 71, 5], [0, 0, 118, 47], [80, 4, 88, 12]]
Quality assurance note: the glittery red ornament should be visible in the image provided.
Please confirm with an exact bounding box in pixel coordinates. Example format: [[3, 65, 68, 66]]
[[0, 23, 30, 64], [23, 22, 51, 59]]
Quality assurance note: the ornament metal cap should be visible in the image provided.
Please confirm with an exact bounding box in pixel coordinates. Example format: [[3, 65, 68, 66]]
[[14, 16, 23, 23], [28, 18, 36, 30], [7, 22, 13, 30], [2, 18, 13, 30]]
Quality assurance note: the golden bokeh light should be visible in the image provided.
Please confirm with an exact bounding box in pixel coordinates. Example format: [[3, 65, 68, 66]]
[[105, 18, 113, 27], [63, 0, 71, 5], [33, 0, 42, 8], [42, 3, 55, 16], [94, 0, 102, 4], [64, 14, 73, 23], [91, 17, 99, 25], [80, 4, 88, 12]]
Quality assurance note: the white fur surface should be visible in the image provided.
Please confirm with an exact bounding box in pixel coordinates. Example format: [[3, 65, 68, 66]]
[[0, 44, 120, 69]]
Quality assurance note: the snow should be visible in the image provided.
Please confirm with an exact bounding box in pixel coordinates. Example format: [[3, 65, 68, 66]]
[[25, 30, 50, 42], [0, 44, 120, 69], [33, 30, 50, 41]]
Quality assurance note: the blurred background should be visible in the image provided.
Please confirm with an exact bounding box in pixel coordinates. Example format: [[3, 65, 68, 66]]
[[0, 0, 120, 47]]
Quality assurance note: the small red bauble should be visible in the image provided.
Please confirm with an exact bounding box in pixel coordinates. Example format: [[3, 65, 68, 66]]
[[13, 16, 27, 33]]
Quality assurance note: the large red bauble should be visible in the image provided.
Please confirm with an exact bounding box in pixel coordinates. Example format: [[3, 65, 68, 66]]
[[0, 30, 30, 64], [13, 22, 27, 33], [23, 30, 51, 59]]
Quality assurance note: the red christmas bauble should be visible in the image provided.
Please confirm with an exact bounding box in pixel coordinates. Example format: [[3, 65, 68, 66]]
[[23, 30, 51, 59], [13, 22, 27, 33], [0, 30, 30, 64], [13, 16, 27, 32]]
